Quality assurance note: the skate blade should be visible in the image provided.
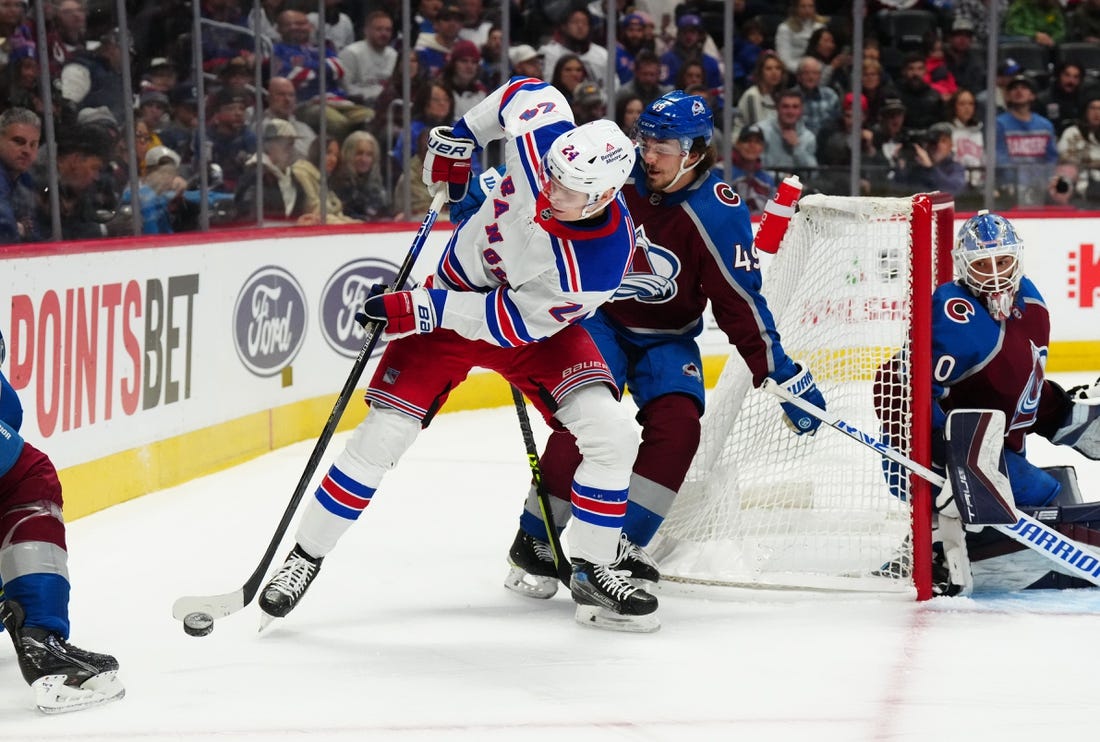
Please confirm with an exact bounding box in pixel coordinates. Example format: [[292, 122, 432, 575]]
[[34, 671, 125, 714], [258, 611, 277, 633], [574, 605, 660, 633], [504, 565, 559, 600]]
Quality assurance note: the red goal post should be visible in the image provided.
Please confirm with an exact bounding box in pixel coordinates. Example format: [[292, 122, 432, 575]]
[[650, 192, 955, 600]]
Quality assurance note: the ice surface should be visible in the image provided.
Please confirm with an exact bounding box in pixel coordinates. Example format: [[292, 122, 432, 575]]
[[1, 374, 1097, 741]]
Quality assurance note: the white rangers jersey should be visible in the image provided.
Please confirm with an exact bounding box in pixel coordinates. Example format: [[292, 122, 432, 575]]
[[428, 77, 636, 347]]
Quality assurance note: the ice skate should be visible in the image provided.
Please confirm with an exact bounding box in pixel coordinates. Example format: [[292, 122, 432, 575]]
[[1, 600, 124, 714], [258, 544, 323, 630], [504, 528, 560, 599], [611, 533, 661, 586], [871, 535, 912, 580], [570, 558, 659, 633]]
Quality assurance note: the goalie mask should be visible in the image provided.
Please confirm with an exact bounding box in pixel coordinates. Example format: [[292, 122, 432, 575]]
[[542, 120, 635, 219], [953, 210, 1023, 320]]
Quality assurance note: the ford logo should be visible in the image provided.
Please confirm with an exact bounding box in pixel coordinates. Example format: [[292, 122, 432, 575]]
[[233, 266, 308, 376], [319, 258, 406, 357]]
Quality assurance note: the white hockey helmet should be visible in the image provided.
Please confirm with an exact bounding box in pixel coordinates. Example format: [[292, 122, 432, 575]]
[[953, 210, 1023, 320], [543, 120, 635, 215]]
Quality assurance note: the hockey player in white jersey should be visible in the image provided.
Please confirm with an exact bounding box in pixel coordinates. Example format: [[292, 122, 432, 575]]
[[259, 77, 660, 632]]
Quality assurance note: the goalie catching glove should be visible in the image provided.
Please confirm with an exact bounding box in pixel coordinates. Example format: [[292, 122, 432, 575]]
[[357, 286, 446, 341], [423, 126, 476, 203], [1052, 375, 1100, 460], [770, 362, 825, 435]]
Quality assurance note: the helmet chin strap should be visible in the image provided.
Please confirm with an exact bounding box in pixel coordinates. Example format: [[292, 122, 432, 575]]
[[661, 150, 703, 193], [579, 189, 612, 219]]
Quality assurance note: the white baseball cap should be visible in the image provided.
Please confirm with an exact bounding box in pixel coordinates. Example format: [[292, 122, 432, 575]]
[[508, 45, 542, 66], [145, 145, 181, 168]]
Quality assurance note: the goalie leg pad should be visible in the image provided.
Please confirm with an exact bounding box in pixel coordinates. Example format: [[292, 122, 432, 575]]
[[935, 514, 974, 596], [944, 410, 1016, 525]]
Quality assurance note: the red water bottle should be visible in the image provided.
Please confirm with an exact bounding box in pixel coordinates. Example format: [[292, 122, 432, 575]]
[[754, 175, 803, 254]]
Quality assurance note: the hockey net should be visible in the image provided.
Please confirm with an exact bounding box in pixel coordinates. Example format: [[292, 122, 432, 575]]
[[650, 193, 955, 598]]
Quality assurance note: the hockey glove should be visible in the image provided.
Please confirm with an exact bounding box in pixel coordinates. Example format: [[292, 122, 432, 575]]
[[450, 166, 503, 224], [423, 126, 476, 203], [359, 287, 444, 341], [773, 362, 825, 435], [1051, 391, 1100, 460], [1067, 375, 1100, 402]]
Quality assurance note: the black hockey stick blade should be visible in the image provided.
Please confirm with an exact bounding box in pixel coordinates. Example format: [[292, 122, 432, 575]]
[[945, 409, 1017, 526], [172, 191, 447, 622]]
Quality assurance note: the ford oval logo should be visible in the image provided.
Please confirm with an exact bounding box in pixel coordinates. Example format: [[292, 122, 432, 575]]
[[233, 266, 308, 376], [319, 258, 405, 358]]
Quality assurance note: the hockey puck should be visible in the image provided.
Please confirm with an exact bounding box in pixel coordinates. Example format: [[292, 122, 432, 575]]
[[182, 612, 214, 637]]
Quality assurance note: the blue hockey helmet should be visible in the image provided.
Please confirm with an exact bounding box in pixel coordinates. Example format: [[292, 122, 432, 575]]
[[633, 90, 714, 151], [953, 210, 1023, 319]]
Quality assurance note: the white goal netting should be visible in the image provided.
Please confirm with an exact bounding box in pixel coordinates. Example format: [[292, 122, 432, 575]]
[[650, 194, 951, 593]]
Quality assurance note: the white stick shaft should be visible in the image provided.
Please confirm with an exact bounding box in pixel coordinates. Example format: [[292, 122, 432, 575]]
[[760, 378, 945, 486], [759, 378, 1100, 587]]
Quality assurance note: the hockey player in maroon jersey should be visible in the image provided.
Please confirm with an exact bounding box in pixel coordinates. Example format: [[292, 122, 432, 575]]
[[500, 90, 828, 599], [0, 331, 123, 713], [258, 77, 663, 632], [876, 211, 1100, 594]]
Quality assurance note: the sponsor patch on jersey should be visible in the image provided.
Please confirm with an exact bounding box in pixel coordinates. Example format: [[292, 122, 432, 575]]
[[714, 182, 741, 206], [944, 296, 976, 324]]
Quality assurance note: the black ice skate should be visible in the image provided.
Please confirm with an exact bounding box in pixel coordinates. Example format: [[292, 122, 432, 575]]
[[570, 558, 659, 633], [871, 535, 912, 580], [504, 528, 561, 599], [1, 600, 124, 714], [258, 544, 324, 630], [611, 533, 661, 586]]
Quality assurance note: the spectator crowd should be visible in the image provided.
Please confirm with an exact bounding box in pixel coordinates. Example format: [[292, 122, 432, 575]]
[[4, 0, 1100, 244]]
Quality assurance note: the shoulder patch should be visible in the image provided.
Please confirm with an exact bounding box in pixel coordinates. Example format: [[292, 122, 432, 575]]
[[713, 182, 741, 207], [944, 296, 976, 324]]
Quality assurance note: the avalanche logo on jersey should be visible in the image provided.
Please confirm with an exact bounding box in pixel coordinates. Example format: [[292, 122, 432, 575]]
[[1010, 340, 1047, 432], [611, 224, 680, 303], [944, 296, 976, 324], [713, 182, 741, 207]]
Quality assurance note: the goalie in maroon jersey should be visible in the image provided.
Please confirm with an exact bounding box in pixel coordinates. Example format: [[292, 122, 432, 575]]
[[500, 90, 828, 599], [875, 211, 1100, 594]]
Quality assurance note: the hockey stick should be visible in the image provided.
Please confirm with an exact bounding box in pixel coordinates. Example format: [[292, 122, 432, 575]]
[[761, 379, 1100, 589], [172, 191, 448, 622], [510, 384, 572, 584]]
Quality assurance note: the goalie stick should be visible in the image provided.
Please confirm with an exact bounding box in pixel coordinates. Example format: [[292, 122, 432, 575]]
[[761, 378, 1100, 589], [171, 191, 448, 623], [510, 385, 572, 584]]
